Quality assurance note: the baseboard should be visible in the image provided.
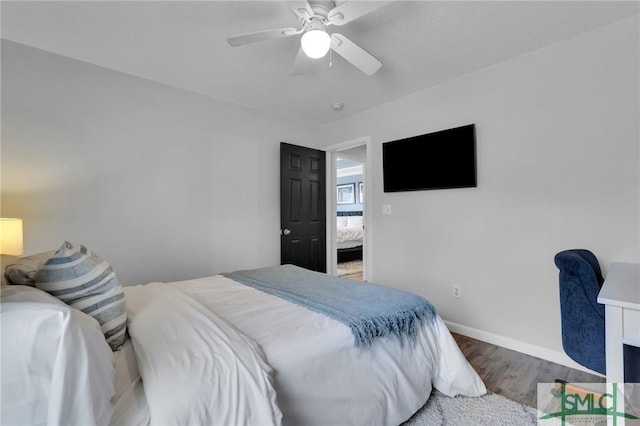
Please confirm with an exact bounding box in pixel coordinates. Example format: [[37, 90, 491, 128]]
[[445, 321, 605, 378]]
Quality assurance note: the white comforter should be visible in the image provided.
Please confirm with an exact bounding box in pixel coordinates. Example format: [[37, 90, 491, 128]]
[[336, 225, 364, 244], [124, 283, 282, 426], [125, 275, 485, 426], [1, 286, 115, 426]]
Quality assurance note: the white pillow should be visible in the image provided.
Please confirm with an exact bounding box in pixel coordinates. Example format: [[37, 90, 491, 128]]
[[346, 215, 363, 228], [1, 285, 115, 426], [337, 216, 348, 228], [35, 241, 127, 351]]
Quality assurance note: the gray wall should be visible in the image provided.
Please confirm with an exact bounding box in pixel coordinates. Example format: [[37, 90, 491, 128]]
[[2, 15, 638, 367], [1, 40, 321, 285], [322, 16, 640, 363]]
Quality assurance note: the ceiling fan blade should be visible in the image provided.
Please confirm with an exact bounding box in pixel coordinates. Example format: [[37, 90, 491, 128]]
[[330, 33, 382, 76], [327, 0, 394, 26], [226, 27, 300, 47], [286, 0, 314, 21], [291, 47, 310, 76]]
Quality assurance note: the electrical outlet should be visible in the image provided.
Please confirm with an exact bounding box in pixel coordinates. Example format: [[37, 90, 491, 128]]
[[453, 285, 461, 298]]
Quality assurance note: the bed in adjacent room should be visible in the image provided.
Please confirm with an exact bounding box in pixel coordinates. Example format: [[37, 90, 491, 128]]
[[1, 243, 486, 426], [337, 211, 364, 263]]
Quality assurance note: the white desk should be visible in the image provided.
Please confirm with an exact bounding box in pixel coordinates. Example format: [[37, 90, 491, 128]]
[[597, 262, 640, 383]]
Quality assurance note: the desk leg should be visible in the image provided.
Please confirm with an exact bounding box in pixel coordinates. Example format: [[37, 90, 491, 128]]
[[605, 305, 625, 426], [605, 305, 625, 383]]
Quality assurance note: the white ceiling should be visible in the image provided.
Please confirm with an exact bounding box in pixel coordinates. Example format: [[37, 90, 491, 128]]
[[2, 1, 638, 126]]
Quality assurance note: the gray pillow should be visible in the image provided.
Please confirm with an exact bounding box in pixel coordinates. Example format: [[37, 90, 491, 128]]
[[35, 241, 127, 351], [4, 251, 56, 287], [1, 255, 18, 287]]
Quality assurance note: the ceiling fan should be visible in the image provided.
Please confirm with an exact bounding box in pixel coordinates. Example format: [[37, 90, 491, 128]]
[[226, 0, 392, 76]]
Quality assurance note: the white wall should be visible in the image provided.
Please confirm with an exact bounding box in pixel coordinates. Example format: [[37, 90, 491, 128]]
[[322, 16, 640, 359], [2, 15, 638, 367], [1, 40, 321, 285]]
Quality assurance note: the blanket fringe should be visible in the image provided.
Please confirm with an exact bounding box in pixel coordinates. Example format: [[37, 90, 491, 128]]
[[350, 305, 434, 348]]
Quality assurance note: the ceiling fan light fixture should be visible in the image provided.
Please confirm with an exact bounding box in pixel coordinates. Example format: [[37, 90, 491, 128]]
[[301, 29, 331, 59]]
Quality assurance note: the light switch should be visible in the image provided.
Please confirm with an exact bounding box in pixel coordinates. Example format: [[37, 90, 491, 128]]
[[382, 204, 392, 215]]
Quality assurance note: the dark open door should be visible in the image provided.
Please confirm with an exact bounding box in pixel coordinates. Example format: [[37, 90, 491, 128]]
[[280, 142, 326, 272]]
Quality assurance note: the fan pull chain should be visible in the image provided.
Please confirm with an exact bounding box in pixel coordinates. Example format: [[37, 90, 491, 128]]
[[329, 48, 333, 69]]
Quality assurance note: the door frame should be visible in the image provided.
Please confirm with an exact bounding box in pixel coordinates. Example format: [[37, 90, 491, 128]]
[[324, 136, 373, 281]]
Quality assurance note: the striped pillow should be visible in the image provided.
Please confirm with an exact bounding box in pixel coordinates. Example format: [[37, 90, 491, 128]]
[[35, 241, 127, 351]]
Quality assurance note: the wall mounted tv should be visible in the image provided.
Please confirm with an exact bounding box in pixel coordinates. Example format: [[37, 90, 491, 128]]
[[382, 124, 477, 192]]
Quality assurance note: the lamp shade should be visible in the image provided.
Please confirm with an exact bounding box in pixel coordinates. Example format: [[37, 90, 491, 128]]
[[0, 218, 23, 255], [301, 29, 331, 59]]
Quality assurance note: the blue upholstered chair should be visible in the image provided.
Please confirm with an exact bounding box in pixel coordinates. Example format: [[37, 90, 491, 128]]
[[554, 249, 640, 382]]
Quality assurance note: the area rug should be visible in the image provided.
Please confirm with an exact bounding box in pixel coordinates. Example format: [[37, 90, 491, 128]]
[[402, 389, 538, 426]]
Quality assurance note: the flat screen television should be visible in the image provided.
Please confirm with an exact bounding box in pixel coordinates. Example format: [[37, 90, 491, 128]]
[[382, 124, 477, 192]]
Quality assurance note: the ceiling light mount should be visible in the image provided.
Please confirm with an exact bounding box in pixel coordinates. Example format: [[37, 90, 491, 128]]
[[330, 102, 344, 111], [304, 0, 334, 22]]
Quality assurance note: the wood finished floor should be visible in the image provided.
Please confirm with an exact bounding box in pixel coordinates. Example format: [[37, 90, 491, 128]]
[[336, 260, 363, 280], [452, 333, 605, 407]]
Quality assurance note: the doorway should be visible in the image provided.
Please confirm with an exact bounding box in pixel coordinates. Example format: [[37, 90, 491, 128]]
[[326, 138, 371, 281], [336, 155, 364, 280]]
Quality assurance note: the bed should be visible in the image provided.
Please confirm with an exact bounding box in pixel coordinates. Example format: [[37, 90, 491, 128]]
[[337, 211, 364, 263], [1, 244, 486, 426]]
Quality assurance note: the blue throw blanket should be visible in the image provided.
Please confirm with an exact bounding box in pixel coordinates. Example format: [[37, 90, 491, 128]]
[[223, 264, 435, 348]]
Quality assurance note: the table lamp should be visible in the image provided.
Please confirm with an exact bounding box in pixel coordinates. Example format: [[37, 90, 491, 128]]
[[0, 218, 24, 256]]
